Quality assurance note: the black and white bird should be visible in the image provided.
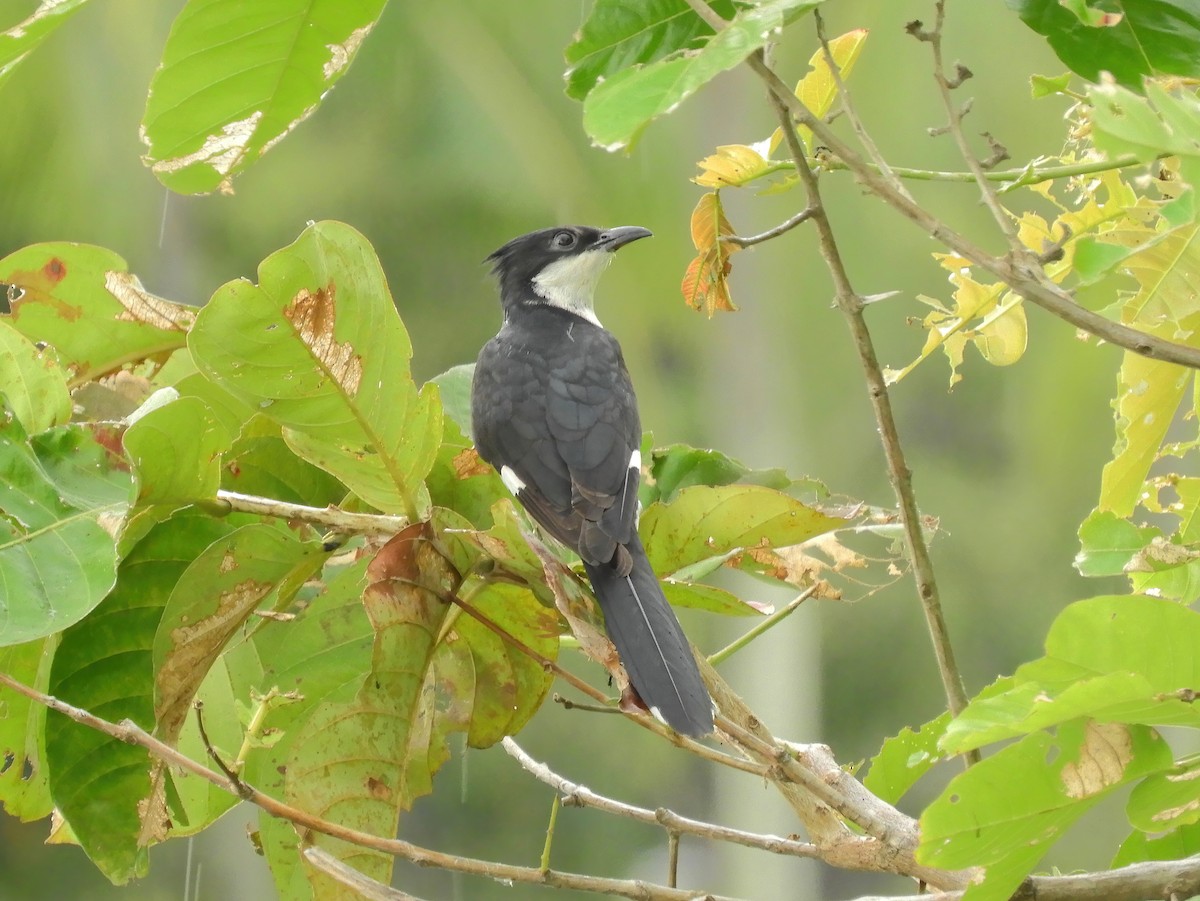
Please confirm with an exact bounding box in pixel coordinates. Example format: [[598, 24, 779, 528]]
[[471, 225, 715, 738]]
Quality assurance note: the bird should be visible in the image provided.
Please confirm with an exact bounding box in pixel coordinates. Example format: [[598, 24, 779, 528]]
[[470, 225, 715, 738]]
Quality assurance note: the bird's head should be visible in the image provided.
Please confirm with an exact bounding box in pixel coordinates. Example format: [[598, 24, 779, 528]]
[[486, 225, 652, 325]]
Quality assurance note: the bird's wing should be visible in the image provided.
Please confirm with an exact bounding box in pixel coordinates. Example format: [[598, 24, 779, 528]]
[[472, 326, 642, 568]]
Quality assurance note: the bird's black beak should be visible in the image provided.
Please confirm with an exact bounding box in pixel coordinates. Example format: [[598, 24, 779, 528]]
[[595, 226, 652, 252]]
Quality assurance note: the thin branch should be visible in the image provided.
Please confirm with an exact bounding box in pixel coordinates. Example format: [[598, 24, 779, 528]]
[[503, 737, 825, 861], [761, 57, 974, 726], [304, 847, 431, 901], [212, 489, 406, 536], [0, 671, 741, 901], [743, 55, 1200, 370], [706, 584, 819, 665], [724, 207, 816, 247], [436, 579, 772, 778], [848, 855, 1200, 901], [921, 1, 1018, 242], [813, 9, 910, 200]]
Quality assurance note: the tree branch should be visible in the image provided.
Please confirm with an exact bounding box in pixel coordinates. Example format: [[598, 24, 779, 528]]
[[762, 58, 974, 725], [743, 54, 1200, 370], [0, 670, 741, 901], [849, 855, 1200, 901], [503, 737, 826, 860], [212, 489, 407, 536]]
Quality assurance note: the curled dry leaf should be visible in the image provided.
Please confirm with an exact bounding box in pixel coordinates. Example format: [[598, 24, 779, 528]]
[[681, 192, 740, 316]]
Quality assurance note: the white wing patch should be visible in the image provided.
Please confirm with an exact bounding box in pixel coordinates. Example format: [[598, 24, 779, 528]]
[[500, 465, 526, 495]]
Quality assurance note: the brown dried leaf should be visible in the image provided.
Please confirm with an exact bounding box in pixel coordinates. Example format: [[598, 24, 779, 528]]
[[1061, 721, 1133, 799], [284, 282, 363, 395], [451, 447, 492, 479], [104, 271, 196, 331]]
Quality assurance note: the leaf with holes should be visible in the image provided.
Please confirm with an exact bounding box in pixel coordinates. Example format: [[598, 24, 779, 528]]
[[142, 0, 387, 194], [0, 244, 194, 385], [0, 638, 54, 821], [919, 720, 1172, 900], [682, 192, 741, 315], [188, 220, 441, 517]]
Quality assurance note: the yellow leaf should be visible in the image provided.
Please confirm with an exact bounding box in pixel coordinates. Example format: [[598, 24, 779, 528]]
[[769, 29, 869, 156], [972, 292, 1027, 366], [682, 192, 741, 316], [694, 143, 772, 188]]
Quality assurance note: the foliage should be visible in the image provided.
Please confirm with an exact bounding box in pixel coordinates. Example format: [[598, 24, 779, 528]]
[[3, 0, 1200, 900]]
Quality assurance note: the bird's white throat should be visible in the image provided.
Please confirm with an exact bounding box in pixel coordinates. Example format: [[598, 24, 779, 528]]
[[531, 250, 613, 327]]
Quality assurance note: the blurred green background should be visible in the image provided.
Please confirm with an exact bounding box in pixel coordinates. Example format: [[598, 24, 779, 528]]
[[0, 1, 1126, 898]]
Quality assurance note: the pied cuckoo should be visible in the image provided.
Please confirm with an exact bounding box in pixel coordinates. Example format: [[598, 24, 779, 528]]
[[471, 225, 715, 738]]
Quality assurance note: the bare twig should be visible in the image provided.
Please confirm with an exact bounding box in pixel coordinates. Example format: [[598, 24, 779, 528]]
[[848, 855, 1200, 901], [724, 207, 816, 247], [921, 1, 1017, 242], [503, 738, 825, 861], [763, 61, 974, 725], [813, 9, 910, 199], [212, 489, 406, 536], [0, 671, 741, 901], [743, 56, 1200, 369]]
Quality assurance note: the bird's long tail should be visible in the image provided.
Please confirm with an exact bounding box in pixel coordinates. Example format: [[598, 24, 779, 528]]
[[583, 533, 714, 737]]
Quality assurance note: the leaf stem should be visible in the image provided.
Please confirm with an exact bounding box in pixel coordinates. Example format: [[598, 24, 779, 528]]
[[706, 585, 818, 665]]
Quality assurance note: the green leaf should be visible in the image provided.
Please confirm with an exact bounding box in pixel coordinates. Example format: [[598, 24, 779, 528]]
[[124, 395, 232, 507], [662, 578, 770, 616], [1010, 0, 1200, 87], [1113, 820, 1200, 866], [46, 511, 233, 883], [1074, 508, 1157, 577], [0, 319, 70, 434], [0, 0, 92, 91], [0, 637, 54, 821], [583, 0, 827, 151], [283, 523, 556, 894], [0, 243, 193, 384], [640, 483, 844, 575], [1090, 81, 1200, 189], [189, 221, 441, 517], [564, 0, 737, 101], [920, 721, 1173, 899], [152, 523, 325, 750], [426, 418, 506, 530], [429, 362, 475, 439], [644, 442, 791, 506], [942, 595, 1200, 754], [142, 0, 387, 194], [1127, 758, 1200, 832], [222, 419, 348, 507], [1101, 349, 1191, 517], [0, 414, 131, 647], [943, 674, 1200, 754], [1030, 71, 1073, 98], [864, 710, 952, 805]]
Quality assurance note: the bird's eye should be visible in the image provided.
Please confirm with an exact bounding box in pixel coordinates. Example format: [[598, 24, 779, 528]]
[[552, 231, 576, 249]]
